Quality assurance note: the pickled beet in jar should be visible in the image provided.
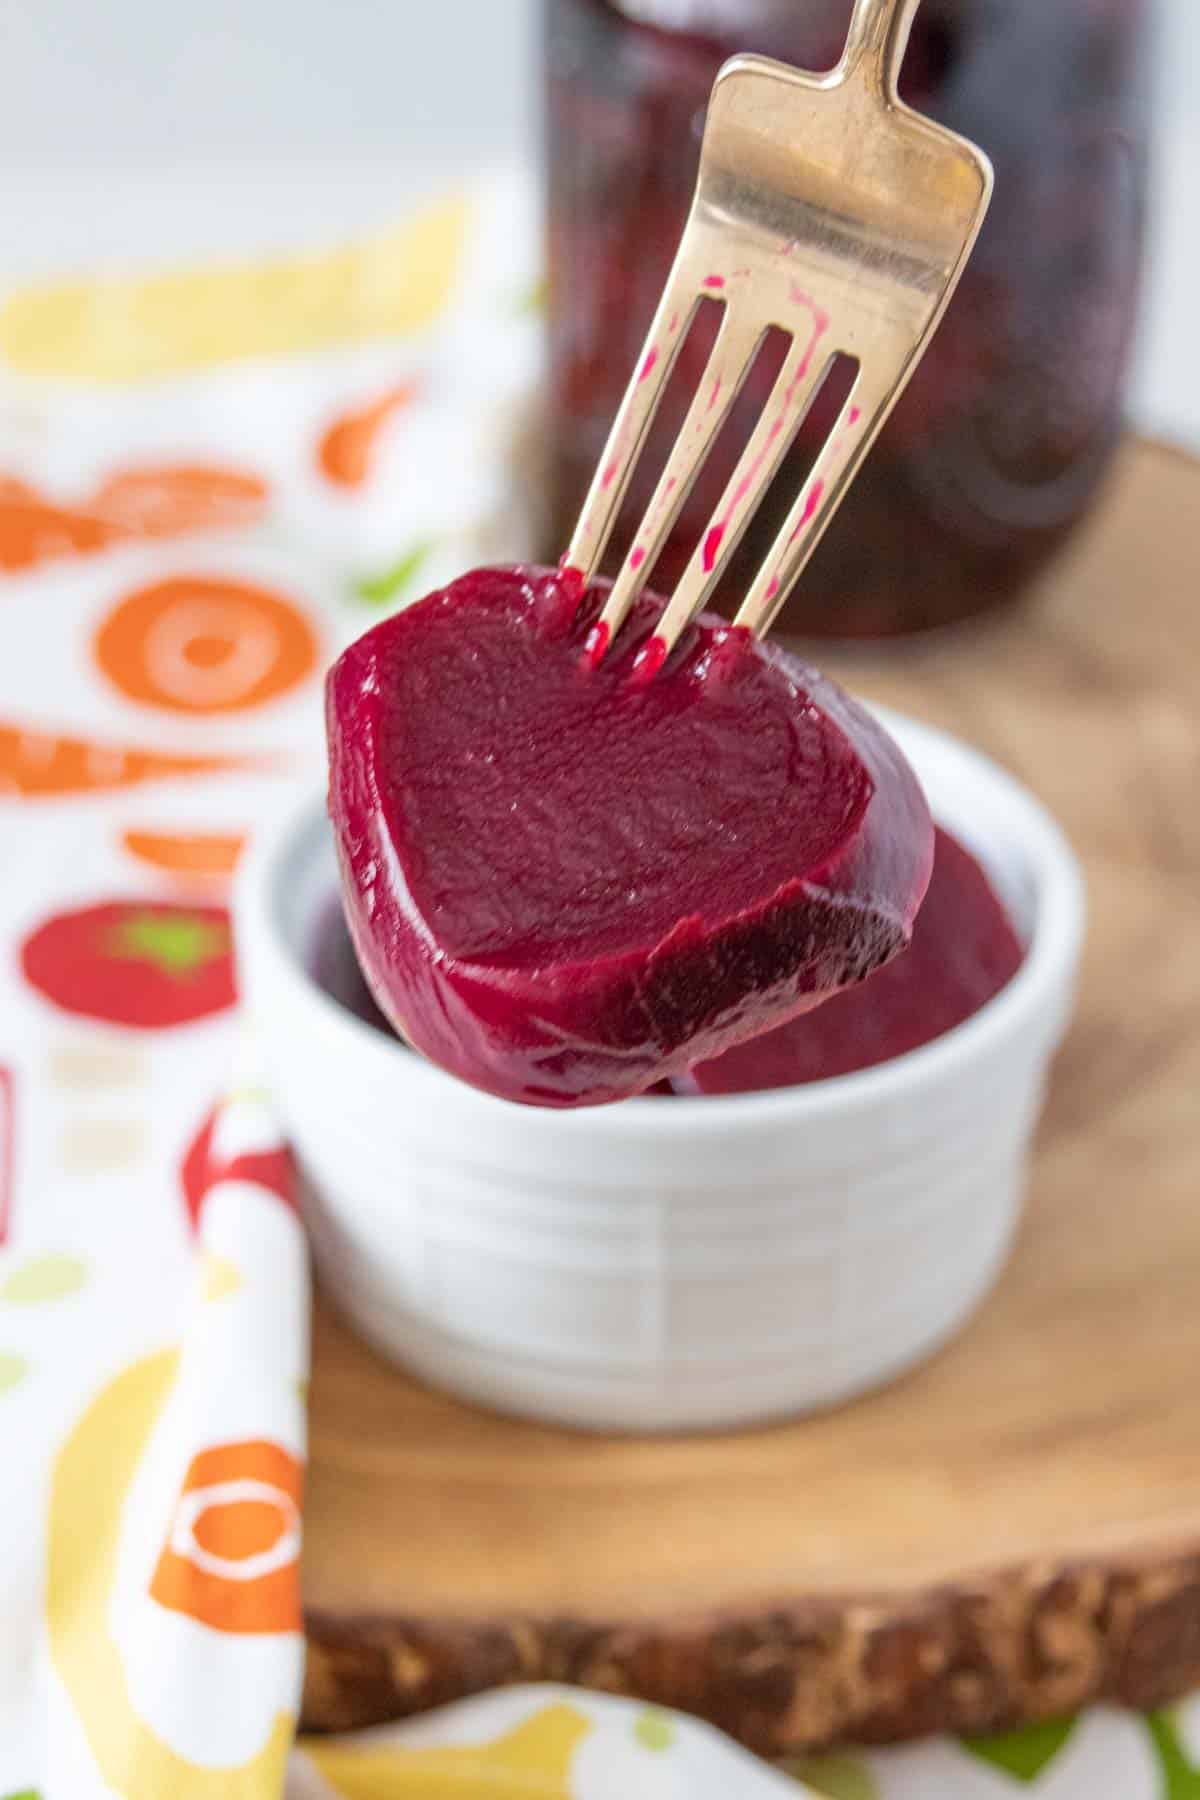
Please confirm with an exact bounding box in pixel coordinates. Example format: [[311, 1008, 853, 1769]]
[[543, 0, 1149, 635]]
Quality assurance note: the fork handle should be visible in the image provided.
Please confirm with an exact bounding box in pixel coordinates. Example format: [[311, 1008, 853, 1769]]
[[839, 0, 922, 99]]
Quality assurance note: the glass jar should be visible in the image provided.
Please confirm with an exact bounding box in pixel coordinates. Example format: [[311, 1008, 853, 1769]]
[[543, 0, 1150, 636]]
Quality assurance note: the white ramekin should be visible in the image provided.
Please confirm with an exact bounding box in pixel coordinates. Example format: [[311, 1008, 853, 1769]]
[[237, 711, 1084, 1433]]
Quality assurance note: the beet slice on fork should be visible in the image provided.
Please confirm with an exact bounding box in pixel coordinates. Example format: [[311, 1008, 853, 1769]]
[[326, 563, 932, 1108]]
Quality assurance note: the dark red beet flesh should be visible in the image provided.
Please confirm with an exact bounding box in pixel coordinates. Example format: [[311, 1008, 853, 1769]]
[[681, 826, 1024, 1094], [325, 564, 933, 1107], [310, 826, 1023, 1095]]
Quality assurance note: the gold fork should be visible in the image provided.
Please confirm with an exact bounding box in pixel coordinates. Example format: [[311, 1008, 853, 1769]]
[[565, 0, 993, 675]]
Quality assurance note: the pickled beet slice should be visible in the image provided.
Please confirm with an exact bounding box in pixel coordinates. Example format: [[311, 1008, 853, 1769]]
[[680, 826, 1024, 1094], [325, 564, 933, 1107]]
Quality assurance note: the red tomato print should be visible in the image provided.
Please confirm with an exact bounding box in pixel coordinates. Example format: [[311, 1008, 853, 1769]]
[[21, 900, 236, 1029], [181, 1103, 296, 1233]]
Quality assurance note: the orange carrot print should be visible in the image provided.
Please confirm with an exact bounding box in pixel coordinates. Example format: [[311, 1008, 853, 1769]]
[[150, 1440, 302, 1634], [0, 461, 269, 574], [122, 830, 247, 881], [94, 574, 318, 715], [0, 723, 273, 798], [89, 463, 270, 537], [0, 473, 42, 502], [0, 487, 123, 572], [317, 381, 418, 488]]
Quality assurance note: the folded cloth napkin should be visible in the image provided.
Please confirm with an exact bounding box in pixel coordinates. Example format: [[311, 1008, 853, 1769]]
[[0, 168, 1193, 1800]]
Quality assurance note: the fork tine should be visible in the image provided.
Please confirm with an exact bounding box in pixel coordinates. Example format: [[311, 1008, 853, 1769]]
[[734, 376, 883, 639], [567, 15, 991, 670], [646, 320, 839, 663], [594, 312, 766, 651], [562, 277, 699, 589]]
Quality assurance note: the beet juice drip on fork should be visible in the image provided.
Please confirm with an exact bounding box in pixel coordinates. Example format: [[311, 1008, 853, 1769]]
[[544, 0, 1149, 635]]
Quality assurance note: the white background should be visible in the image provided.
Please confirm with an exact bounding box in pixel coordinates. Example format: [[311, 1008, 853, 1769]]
[[0, 0, 1192, 446]]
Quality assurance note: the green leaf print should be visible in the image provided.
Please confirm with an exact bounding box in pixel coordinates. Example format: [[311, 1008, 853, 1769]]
[[513, 276, 547, 317], [0, 1253, 88, 1304], [353, 541, 436, 607], [964, 1717, 1077, 1780], [3, 1788, 42, 1799], [1147, 1712, 1200, 1798], [110, 910, 228, 978], [633, 1710, 675, 1752], [781, 1754, 878, 1799], [0, 1352, 29, 1393]]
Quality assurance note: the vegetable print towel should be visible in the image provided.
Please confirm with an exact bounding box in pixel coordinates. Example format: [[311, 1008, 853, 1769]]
[[0, 168, 1194, 1800]]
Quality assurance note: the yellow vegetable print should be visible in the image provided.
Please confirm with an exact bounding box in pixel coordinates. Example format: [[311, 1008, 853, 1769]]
[[47, 1351, 294, 1800], [0, 195, 470, 379], [304, 1704, 591, 1800]]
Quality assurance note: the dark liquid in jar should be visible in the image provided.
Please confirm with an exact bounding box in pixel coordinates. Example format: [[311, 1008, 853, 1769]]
[[543, 0, 1149, 636]]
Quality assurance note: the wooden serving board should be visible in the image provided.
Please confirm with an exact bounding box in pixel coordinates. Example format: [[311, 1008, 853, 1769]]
[[301, 441, 1200, 1754]]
